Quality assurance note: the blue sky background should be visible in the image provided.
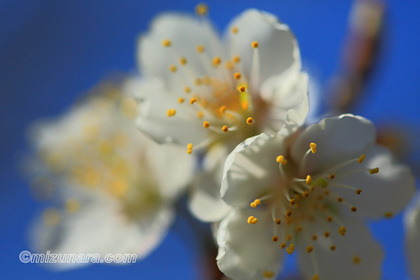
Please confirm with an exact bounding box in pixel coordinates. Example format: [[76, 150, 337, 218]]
[[1, 0, 419, 279]]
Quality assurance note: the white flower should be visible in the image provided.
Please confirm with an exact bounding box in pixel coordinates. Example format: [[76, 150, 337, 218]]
[[404, 193, 420, 279], [27, 77, 193, 269], [134, 7, 308, 221], [217, 114, 415, 280]]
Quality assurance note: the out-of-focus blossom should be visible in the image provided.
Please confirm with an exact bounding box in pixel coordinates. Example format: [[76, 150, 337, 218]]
[[26, 77, 193, 269], [405, 193, 420, 279], [134, 7, 308, 222], [217, 114, 415, 280]]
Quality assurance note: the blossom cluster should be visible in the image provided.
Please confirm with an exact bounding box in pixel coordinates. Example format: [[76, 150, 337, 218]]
[[25, 4, 418, 280]]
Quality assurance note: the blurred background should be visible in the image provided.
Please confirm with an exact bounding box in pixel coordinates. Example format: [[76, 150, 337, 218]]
[[1, 0, 419, 279]]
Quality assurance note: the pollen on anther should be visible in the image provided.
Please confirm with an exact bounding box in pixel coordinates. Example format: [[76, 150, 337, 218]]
[[186, 143, 193, 154], [247, 216, 258, 224], [196, 44, 205, 53], [231, 26, 238, 34], [272, 236, 279, 242], [302, 191, 309, 198], [179, 57, 187, 65], [203, 121, 210, 128], [280, 243, 286, 249], [169, 65, 177, 72], [329, 173, 336, 179], [238, 86, 246, 92], [286, 244, 295, 255], [178, 97, 185, 104], [306, 246, 314, 253], [358, 154, 366, 164], [286, 210, 292, 217], [369, 167, 379, 174], [162, 39, 171, 47], [233, 55, 241, 64], [351, 206, 358, 212], [275, 218, 281, 225], [338, 226, 347, 236], [324, 231, 330, 238], [290, 199, 296, 206], [222, 126, 228, 133], [355, 189, 362, 195], [234, 72, 241, 79], [330, 245, 336, 251], [246, 117, 254, 125], [212, 56, 221, 66], [310, 142, 317, 153], [276, 155, 287, 165], [251, 41, 259, 48], [195, 3, 208, 16], [306, 175, 312, 185], [190, 98, 197, 105], [166, 109, 176, 117]]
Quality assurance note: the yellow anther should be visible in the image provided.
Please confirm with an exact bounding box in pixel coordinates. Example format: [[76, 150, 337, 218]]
[[330, 245, 336, 251], [337, 197, 343, 203], [233, 72, 241, 79], [250, 202, 256, 208], [306, 246, 314, 253], [179, 57, 187, 65], [254, 199, 261, 205], [324, 231, 330, 238], [316, 178, 328, 188], [218, 105, 227, 114], [196, 44, 205, 53], [195, 3, 208, 16], [225, 61, 233, 70], [166, 109, 176, 117], [247, 216, 258, 224], [187, 143, 193, 154], [312, 274, 320, 280], [222, 125, 228, 132], [351, 206, 358, 212], [251, 41, 259, 48], [286, 243, 295, 255], [290, 199, 296, 206], [276, 155, 287, 165], [286, 210, 292, 217], [312, 235, 318, 241], [65, 199, 79, 214], [326, 216, 333, 222], [306, 175, 312, 185], [246, 117, 254, 125], [369, 167, 379, 174], [178, 97, 185, 104], [384, 212, 393, 218], [184, 86, 191, 93], [310, 185, 315, 192], [280, 243, 286, 249], [196, 111, 204, 119], [212, 56, 221, 66], [189, 98, 197, 105], [353, 255, 361, 264], [355, 189, 362, 195], [231, 26, 238, 34], [203, 121, 210, 128], [263, 271, 274, 279], [274, 218, 281, 225], [169, 65, 177, 72], [162, 39, 171, 47], [302, 191, 309, 198], [338, 225, 347, 236], [310, 142, 317, 153], [272, 236, 279, 242], [358, 154, 366, 164], [238, 86, 246, 92], [232, 55, 241, 64], [329, 173, 336, 179]]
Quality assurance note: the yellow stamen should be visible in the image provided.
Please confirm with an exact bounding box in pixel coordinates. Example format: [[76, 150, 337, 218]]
[[276, 155, 287, 165], [247, 216, 258, 224], [231, 26, 238, 34], [234, 72, 241, 79], [212, 56, 221, 66], [369, 167, 379, 174], [324, 231, 330, 237], [358, 154, 366, 164], [225, 61, 233, 70], [179, 57, 187, 65], [238, 86, 246, 92], [222, 126, 228, 133], [166, 109, 176, 117], [338, 226, 347, 236], [218, 105, 227, 114], [355, 189, 362, 195], [187, 143, 193, 154], [310, 142, 317, 153], [353, 255, 361, 264], [351, 206, 358, 212], [246, 117, 254, 125], [162, 39, 171, 47], [329, 173, 336, 179], [195, 3, 208, 16], [330, 245, 336, 251], [178, 97, 185, 104], [275, 218, 281, 225], [306, 246, 314, 253], [196, 44, 205, 53], [306, 175, 312, 185], [197, 111, 204, 119], [272, 236, 279, 242], [280, 243, 286, 249], [312, 235, 318, 241], [189, 98, 197, 105], [233, 55, 241, 64], [337, 197, 343, 203], [384, 212, 393, 218], [251, 41, 259, 48], [203, 121, 210, 128], [286, 243, 295, 255], [169, 65, 177, 72]]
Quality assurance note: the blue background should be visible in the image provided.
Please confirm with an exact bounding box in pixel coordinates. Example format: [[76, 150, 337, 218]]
[[1, 0, 419, 279]]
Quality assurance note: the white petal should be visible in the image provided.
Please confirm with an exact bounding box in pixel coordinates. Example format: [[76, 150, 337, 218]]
[[221, 133, 285, 208], [332, 145, 415, 219], [291, 114, 376, 176], [404, 193, 420, 279], [132, 78, 207, 145], [297, 218, 383, 280], [138, 13, 222, 86], [226, 9, 300, 87], [217, 209, 284, 280], [30, 194, 174, 270]]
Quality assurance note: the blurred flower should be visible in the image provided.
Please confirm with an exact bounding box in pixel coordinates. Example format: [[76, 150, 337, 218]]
[[404, 193, 420, 279], [134, 7, 308, 222], [26, 77, 193, 269], [217, 114, 415, 280]]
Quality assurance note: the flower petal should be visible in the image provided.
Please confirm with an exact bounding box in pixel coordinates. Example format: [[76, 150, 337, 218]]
[[221, 133, 285, 208], [226, 9, 300, 87], [404, 194, 420, 279], [332, 145, 415, 219], [31, 194, 174, 270], [128, 77, 207, 145], [291, 114, 376, 176], [138, 13, 222, 87], [217, 209, 284, 280], [297, 217, 383, 280]]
